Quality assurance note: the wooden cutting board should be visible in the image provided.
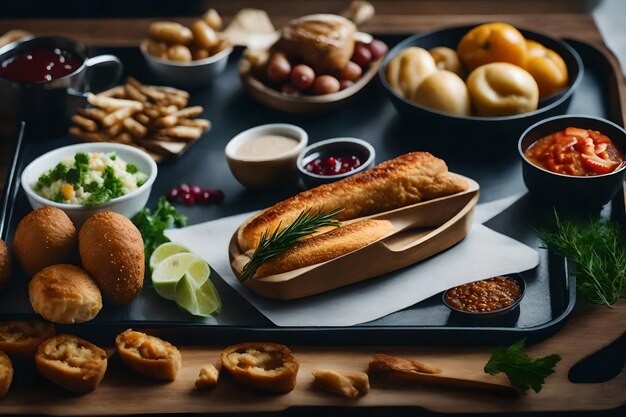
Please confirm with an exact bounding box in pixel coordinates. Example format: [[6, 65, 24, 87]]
[[0, 300, 624, 415]]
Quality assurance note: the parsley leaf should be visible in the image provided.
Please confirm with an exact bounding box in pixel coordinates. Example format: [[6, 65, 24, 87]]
[[75, 152, 89, 166], [132, 197, 188, 262], [65, 168, 81, 184], [126, 163, 139, 174], [484, 339, 561, 393], [102, 166, 124, 199]]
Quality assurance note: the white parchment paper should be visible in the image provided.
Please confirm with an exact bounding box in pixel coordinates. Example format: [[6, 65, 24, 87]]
[[165, 194, 538, 327]]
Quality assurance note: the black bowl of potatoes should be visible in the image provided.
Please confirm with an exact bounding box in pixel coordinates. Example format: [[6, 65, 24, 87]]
[[379, 23, 583, 146]]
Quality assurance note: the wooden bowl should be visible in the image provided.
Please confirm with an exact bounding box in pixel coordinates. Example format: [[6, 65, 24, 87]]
[[238, 55, 382, 114], [229, 174, 479, 300]]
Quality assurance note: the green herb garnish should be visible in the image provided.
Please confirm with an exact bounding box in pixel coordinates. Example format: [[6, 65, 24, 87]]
[[132, 197, 188, 261], [484, 338, 561, 394], [126, 163, 139, 174], [539, 213, 626, 306], [240, 207, 342, 282], [75, 152, 89, 166], [35, 162, 68, 190], [82, 166, 125, 207]]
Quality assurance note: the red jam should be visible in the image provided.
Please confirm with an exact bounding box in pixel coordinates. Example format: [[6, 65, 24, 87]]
[[0, 48, 82, 83], [305, 155, 363, 176], [525, 127, 625, 176]]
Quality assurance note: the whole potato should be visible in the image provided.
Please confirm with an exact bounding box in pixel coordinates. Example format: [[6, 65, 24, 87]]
[[149, 22, 193, 45], [191, 20, 218, 50], [412, 70, 471, 116], [167, 44, 192, 62], [467, 62, 539, 117], [386, 47, 437, 100], [429, 47, 465, 79]]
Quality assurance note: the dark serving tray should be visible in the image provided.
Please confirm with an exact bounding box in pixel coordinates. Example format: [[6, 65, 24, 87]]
[[0, 36, 622, 345]]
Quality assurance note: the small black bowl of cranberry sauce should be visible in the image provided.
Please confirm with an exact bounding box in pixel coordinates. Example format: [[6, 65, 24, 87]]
[[442, 274, 526, 317], [297, 137, 376, 188]]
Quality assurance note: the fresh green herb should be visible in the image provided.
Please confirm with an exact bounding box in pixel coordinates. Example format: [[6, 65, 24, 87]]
[[132, 197, 188, 261], [35, 162, 68, 190], [126, 163, 139, 174], [82, 166, 125, 207], [539, 213, 626, 306], [484, 338, 561, 394], [65, 167, 81, 184], [74, 152, 89, 166], [51, 192, 66, 203], [110, 154, 117, 161], [240, 207, 342, 282]]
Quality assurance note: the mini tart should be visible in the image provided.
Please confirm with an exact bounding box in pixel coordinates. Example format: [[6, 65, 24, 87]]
[[0, 320, 55, 358], [0, 351, 13, 397], [115, 329, 181, 382], [220, 342, 299, 394], [35, 334, 107, 393]]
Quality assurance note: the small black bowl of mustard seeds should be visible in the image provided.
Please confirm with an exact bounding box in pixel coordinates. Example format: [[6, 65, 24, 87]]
[[442, 274, 526, 317]]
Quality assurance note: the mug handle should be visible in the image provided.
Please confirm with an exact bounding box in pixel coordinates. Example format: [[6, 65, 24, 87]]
[[85, 54, 123, 91]]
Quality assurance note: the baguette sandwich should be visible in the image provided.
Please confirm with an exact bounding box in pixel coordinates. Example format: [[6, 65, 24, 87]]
[[238, 152, 467, 253]]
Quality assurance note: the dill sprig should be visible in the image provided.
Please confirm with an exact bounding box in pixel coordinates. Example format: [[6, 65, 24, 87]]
[[538, 213, 626, 307], [239, 207, 343, 282]]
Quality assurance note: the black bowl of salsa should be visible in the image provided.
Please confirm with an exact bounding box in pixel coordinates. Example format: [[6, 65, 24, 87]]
[[297, 137, 375, 188], [519, 114, 626, 211], [442, 274, 526, 318]]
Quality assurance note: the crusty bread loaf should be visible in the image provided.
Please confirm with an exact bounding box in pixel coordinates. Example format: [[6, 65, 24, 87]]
[[255, 219, 393, 278], [238, 152, 467, 252], [29, 264, 102, 324]]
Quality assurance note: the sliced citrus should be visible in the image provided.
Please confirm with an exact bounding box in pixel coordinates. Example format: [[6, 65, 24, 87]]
[[149, 242, 190, 271], [175, 275, 221, 317], [151, 252, 209, 300]]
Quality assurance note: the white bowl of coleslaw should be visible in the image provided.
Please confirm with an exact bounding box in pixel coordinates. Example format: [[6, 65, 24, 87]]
[[21, 142, 158, 226]]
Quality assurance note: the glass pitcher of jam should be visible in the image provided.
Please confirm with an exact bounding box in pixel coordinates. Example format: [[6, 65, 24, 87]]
[[0, 36, 122, 136]]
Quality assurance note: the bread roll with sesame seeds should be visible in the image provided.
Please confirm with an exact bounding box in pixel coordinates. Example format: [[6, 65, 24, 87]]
[[79, 212, 144, 305], [13, 206, 77, 278]]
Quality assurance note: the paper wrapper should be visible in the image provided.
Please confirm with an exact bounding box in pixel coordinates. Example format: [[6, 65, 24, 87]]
[[165, 194, 538, 327]]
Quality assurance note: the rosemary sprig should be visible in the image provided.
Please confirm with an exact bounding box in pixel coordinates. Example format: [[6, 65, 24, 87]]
[[538, 212, 626, 307], [239, 207, 343, 282]]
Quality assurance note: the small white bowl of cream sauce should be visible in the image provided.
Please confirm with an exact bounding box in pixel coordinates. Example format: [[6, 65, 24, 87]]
[[225, 123, 308, 188]]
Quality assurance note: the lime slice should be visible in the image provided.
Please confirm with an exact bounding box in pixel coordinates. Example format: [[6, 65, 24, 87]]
[[149, 242, 190, 271], [152, 253, 210, 300], [175, 275, 221, 317]]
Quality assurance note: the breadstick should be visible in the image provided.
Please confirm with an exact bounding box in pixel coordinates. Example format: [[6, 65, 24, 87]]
[[179, 118, 211, 131], [157, 126, 203, 140], [70, 127, 113, 143], [77, 107, 108, 124], [123, 117, 148, 138], [87, 93, 143, 111], [98, 86, 125, 98], [106, 122, 124, 137], [134, 112, 150, 125], [155, 114, 178, 128], [172, 105, 203, 119], [124, 83, 148, 103], [102, 107, 138, 127], [71, 115, 98, 132]]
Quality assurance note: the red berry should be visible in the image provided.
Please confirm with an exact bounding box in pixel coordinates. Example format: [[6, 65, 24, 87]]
[[210, 189, 224, 202], [368, 39, 388, 60], [190, 184, 202, 197], [166, 187, 179, 202], [181, 192, 195, 206], [198, 190, 211, 204], [352, 45, 372, 69], [178, 183, 190, 193]]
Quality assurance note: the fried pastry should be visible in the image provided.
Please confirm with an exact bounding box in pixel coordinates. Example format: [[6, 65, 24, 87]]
[[195, 363, 220, 389], [0, 351, 13, 397], [0, 320, 55, 358], [0, 238, 11, 292], [221, 342, 299, 394], [13, 206, 77, 277], [312, 369, 369, 398], [29, 264, 102, 323], [238, 152, 468, 252], [115, 329, 181, 382], [35, 334, 107, 393], [254, 219, 393, 278]]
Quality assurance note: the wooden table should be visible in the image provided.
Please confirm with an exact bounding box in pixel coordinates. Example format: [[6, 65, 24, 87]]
[[0, 2, 625, 415]]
